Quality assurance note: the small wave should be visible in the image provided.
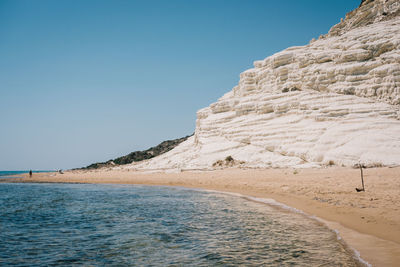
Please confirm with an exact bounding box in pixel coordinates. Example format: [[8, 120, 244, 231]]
[[0, 183, 365, 266], [196, 188, 371, 267]]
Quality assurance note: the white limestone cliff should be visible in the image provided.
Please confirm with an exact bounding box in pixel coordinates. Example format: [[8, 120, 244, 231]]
[[127, 0, 400, 170]]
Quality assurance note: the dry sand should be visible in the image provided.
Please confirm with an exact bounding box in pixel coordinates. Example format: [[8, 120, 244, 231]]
[[6, 166, 400, 267]]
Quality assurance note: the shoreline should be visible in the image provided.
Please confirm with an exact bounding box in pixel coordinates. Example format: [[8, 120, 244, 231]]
[[5, 166, 400, 266], [199, 188, 373, 267]]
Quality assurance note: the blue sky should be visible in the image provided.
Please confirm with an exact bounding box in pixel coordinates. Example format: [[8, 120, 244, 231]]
[[0, 0, 360, 170]]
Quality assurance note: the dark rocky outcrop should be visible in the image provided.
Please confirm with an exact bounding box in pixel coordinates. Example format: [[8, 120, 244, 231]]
[[359, 0, 373, 8], [79, 134, 192, 170]]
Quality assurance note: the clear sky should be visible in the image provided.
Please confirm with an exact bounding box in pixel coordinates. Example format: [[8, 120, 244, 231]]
[[0, 0, 360, 170]]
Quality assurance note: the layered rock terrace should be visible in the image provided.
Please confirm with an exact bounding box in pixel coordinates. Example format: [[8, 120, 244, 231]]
[[126, 0, 400, 170]]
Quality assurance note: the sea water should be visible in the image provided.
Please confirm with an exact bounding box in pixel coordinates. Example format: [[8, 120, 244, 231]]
[[0, 171, 53, 179], [0, 183, 361, 266]]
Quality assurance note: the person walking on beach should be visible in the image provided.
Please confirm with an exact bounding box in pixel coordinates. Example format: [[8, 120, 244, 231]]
[[29, 170, 32, 177]]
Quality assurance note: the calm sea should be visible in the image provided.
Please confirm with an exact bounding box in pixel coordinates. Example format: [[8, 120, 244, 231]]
[[0, 183, 361, 266], [0, 171, 54, 178]]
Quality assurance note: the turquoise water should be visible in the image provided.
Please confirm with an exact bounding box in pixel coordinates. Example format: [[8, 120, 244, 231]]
[[0, 183, 360, 266]]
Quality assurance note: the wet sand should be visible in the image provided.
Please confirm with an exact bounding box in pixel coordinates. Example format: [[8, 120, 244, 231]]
[[8, 166, 400, 267]]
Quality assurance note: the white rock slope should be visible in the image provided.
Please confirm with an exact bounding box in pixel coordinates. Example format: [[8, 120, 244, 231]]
[[129, 0, 400, 170]]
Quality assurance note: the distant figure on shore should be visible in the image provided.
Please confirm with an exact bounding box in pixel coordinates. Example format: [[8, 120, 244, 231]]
[[59, 169, 63, 174], [29, 170, 32, 177]]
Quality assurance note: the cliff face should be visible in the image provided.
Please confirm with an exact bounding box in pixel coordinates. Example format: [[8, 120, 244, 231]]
[[127, 1, 400, 170], [329, 0, 400, 37]]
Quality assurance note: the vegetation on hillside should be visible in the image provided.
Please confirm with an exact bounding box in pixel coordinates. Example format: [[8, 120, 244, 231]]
[[79, 134, 192, 170]]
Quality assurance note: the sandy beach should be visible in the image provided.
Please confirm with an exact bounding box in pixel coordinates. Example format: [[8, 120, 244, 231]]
[[7, 166, 400, 267]]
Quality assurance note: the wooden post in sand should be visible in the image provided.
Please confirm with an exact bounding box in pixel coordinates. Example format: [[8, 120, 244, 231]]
[[360, 164, 365, 191], [356, 164, 365, 192]]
